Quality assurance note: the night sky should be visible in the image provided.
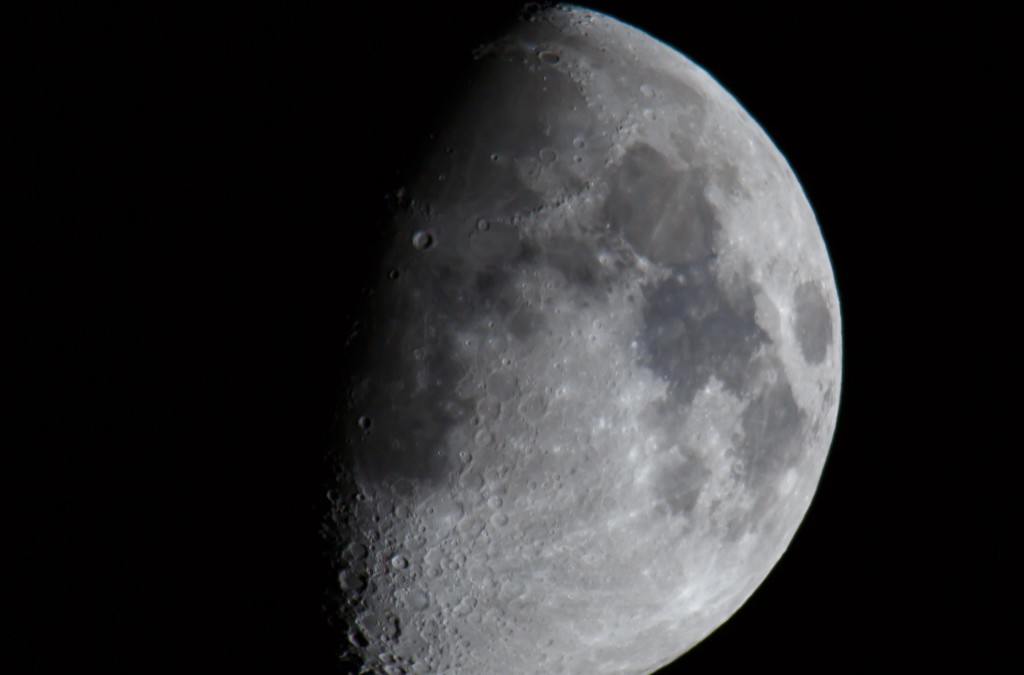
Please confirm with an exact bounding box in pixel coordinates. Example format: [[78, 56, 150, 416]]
[[10, 2, 1010, 672]]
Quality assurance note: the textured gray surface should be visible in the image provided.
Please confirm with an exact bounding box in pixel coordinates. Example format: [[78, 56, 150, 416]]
[[332, 5, 841, 673]]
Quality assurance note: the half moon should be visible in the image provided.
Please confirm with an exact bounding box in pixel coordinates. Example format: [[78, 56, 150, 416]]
[[332, 5, 841, 674]]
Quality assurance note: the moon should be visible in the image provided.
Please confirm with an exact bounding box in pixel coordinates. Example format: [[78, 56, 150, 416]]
[[331, 4, 841, 673]]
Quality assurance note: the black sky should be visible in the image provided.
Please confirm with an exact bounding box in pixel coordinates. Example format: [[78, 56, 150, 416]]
[[10, 2, 1011, 672]]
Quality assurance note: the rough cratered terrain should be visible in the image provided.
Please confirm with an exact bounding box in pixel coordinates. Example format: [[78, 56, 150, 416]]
[[331, 5, 841, 674]]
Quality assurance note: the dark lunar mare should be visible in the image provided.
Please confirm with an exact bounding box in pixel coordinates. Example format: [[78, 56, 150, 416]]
[[601, 140, 809, 527], [793, 281, 832, 365]]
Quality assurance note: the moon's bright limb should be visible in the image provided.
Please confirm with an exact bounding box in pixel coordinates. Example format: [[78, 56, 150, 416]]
[[331, 5, 841, 674]]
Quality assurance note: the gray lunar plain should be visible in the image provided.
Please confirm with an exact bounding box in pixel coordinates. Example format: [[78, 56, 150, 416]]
[[331, 5, 841, 674]]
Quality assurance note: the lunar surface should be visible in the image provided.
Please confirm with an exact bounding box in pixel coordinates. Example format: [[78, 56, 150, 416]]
[[330, 5, 841, 674]]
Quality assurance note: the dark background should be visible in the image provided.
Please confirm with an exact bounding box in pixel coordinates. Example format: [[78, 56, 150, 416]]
[[10, 2, 1011, 672]]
